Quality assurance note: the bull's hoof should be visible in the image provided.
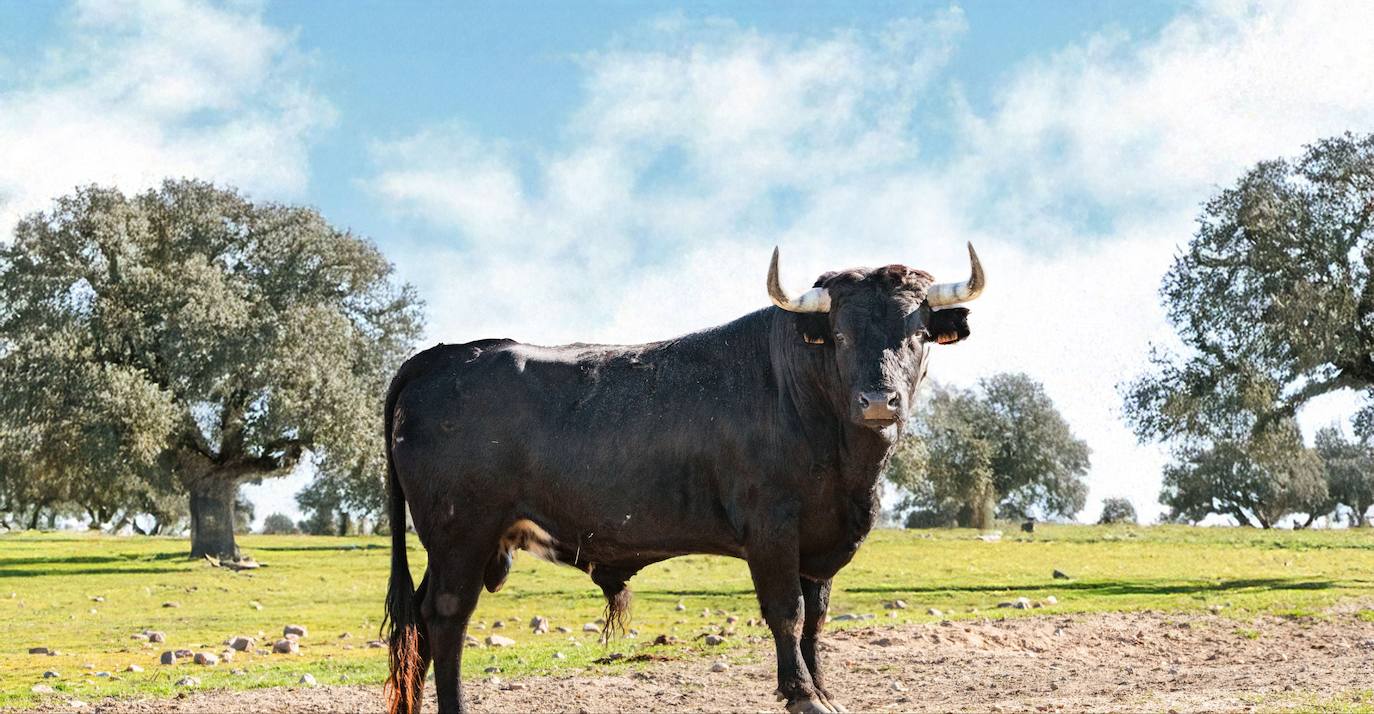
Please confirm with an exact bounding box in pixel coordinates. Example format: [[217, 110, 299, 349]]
[[786, 696, 836, 714], [820, 696, 849, 714]]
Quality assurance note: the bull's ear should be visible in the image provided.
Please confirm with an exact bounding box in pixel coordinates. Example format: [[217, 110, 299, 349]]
[[795, 313, 830, 346], [928, 307, 971, 345]]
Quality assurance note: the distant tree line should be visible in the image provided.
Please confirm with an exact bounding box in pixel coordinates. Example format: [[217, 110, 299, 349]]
[[0, 180, 423, 556], [1124, 132, 1374, 528], [883, 373, 1091, 529]]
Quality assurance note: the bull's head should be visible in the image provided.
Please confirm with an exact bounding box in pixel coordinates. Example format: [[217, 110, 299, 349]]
[[767, 244, 984, 431]]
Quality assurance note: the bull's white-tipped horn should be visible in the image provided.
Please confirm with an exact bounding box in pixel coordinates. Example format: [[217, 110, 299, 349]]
[[767, 247, 830, 313], [926, 242, 985, 307]]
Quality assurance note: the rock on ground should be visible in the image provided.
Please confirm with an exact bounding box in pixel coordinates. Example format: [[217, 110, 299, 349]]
[[59, 611, 1374, 714]]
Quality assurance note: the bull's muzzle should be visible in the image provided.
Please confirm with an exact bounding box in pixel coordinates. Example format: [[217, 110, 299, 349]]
[[857, 390, 901, 424]]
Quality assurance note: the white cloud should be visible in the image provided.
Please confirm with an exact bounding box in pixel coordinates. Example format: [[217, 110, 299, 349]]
[[368, 1, 1374, 523], [0, 0, 333, 235]]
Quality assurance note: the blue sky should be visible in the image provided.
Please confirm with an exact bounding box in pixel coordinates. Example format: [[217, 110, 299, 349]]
[[2, 0, 1371, 526]]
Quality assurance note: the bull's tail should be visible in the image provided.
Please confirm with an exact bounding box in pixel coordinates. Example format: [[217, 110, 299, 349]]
[[382, 373, 423, 714]]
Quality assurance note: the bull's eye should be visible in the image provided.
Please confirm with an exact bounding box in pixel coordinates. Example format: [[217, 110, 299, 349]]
[[833, 332, 849, 347]]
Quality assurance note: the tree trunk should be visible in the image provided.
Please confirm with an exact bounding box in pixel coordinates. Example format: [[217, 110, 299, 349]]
[[27, 506, 41, 531], [189, 478, 241, 560]]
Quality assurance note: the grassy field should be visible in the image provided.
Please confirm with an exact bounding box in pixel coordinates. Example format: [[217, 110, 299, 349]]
[[4, 524, 1374, 708]]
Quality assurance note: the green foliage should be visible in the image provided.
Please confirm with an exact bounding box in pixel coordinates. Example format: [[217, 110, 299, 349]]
[[0, 180, 423, 555], [1161, 420, 1328, 528], [888, 374, 1089, 528], [1097, 497, 1138, 525], [6, 525, 1374, 707], [1315, 426, 1374, 526], [1123, 133, 1374, 527], [260, 512, 299, 535]]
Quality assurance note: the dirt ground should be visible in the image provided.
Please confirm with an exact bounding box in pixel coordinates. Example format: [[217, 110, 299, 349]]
[[41, 610, 1374, 713]]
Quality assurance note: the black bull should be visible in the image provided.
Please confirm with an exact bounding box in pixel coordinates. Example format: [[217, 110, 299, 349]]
[[382, 248, 983, 714]]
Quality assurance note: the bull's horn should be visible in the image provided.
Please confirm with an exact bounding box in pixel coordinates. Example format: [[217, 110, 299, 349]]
[[767, 247, 830, 313], [926, 242, 985, 307]]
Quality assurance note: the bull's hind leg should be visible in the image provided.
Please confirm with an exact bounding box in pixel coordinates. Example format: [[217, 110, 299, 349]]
[[800, 577, 848, 713], [420, 522, 503, 714]]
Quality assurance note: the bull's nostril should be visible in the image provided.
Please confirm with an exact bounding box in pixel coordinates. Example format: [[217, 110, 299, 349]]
[[857, 394, 871, 408], [887, 393, 900, 407]]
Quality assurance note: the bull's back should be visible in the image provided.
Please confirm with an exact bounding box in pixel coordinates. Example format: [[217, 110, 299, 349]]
[[391, 338, 765, 556]]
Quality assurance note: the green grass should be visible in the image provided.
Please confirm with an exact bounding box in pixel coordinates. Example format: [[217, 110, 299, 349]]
[[3, 524, 1374, 707]]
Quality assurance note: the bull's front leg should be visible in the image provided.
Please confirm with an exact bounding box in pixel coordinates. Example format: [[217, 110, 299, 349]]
[[800, 577, 848, 713], [748, 540, 833, 713]]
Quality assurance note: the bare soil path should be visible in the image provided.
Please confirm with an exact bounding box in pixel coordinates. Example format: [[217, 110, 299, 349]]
[[36, 611, 1374, 713]]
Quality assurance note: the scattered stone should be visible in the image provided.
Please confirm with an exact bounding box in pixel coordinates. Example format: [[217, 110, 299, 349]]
[[89, 596, 105, 603], [886, 599, 909, 610], [83, 663, 95, 670], [502, 681, 528, 691], [146, 631, 166, 644], [976, 532, 1002, 543], [174, 649, 194, 658], [1052, 570, 1071, 580], [710, 661, 729, 672], [704, 634, 725, 646], [229, 636, 255, 651], [125, 665, 143, 673], [88, 608, 98, 615], [272, 639, 299, 655], [492, 620, 506, 629], [255, 649, 271, 656], [873, 637, 895, 647], [193, 652, 219, 666], [998, 597, 1034, 610], [231, 669, 246, 676], [367, 640, 385, 649], [553, 651, 566, 660], [283, 624, 307, 638], [159, 652, 178, 665], [927, 608, 944, 617], [465, 635, 481, 647], [299, 673, 317, 687], [130, 633, 150, 642], [43, 670, 60, 678], [1208, 604, 1225, 614], [175, 676, 199, 687], [1044, 596, 1058, 605], [530, 616, 550, 634], [486, 635, 516, 647], [32, 684, 55, 694], [484, 666, 501, 674], [675, 601, 687, 611], [162, 602, 180, 608], [555, 626, 572, 634], [249, 601, 263, 610], [892, 681, 908, 692], [29, 646, 51, 655], [583, 623, 601, 633], [653, 634, 679, 646], [338, 632, 353, 639], [220, 650, 235, 662]]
